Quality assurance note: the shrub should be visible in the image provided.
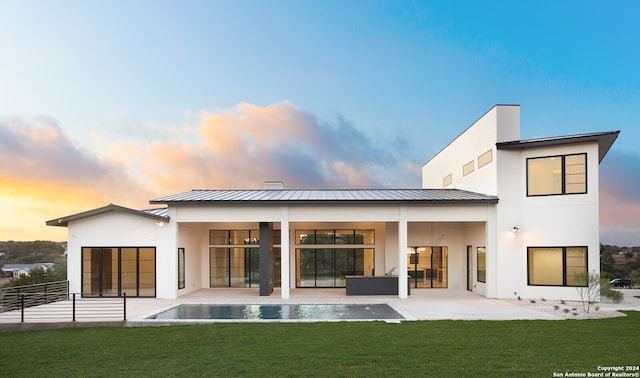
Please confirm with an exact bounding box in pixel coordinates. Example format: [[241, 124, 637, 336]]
[[575, 270, 600, 313], [601, 278, 624, 304]]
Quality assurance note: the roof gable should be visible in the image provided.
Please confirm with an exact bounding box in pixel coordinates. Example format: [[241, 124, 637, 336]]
[[46, 204, 169, 228]]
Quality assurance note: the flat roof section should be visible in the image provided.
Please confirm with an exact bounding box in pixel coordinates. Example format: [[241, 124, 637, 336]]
[[497, 130, 620, 162]]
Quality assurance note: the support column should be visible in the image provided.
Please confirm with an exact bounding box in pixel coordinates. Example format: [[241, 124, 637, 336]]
[[280, 207, 290, 299], [259, 222, 274, 296], [398, 206, 408, 299]]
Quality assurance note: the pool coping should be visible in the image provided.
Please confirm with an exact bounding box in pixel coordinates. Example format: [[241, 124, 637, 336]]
[[136, 301, 415, 325]]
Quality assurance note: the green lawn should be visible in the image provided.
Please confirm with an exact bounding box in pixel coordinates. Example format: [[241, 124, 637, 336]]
[[1, 312, 638, 377]]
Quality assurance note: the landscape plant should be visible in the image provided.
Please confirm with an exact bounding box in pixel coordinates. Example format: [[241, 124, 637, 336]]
[[600, 278, 624, 303], [575, 270, 600, 313]]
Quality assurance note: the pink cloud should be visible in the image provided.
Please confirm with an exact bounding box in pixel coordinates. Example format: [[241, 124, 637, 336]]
[[0, 101, 420, 240]]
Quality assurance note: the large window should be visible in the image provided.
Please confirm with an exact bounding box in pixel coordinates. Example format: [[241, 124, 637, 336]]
[[81, 247, 156, 297], [296, 248, 375, 288], [527, 247, 587, 286], [477, 247, 486, 283], [296, 229, 374, 245], [527, 153, 587, 196], [295, 229, 375, 288], [208, 229, 281, 288]]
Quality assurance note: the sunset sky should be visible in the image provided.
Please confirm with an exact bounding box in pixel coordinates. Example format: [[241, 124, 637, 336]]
[[1, 1, 639, 246]]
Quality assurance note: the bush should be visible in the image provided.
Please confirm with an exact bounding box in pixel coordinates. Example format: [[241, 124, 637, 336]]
[[600, 278, 624, 303]]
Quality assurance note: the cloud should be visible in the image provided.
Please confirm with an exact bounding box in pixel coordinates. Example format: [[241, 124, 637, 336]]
[[0, 102, 420, 240], [118, 101, 419, 192], [0, 116, 156, 241], [599, 148, 640, 246], [4, 104, 637, 246]]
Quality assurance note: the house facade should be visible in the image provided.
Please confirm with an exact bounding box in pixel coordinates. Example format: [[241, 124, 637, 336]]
[[47, 105, 619, 301]]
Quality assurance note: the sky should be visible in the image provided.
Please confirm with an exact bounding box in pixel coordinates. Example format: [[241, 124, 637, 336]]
[[0, 0, 638, 246]]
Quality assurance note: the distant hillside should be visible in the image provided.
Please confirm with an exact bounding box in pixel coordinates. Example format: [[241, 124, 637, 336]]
[[0, 241, 66, 266]]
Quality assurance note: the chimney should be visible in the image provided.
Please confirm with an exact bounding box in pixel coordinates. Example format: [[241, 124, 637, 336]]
[[264, 181, 285, 190]]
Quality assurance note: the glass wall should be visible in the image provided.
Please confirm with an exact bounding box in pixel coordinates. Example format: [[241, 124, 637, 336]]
[[296, 248, 374, 288], [407, 246, 448, 288], [294, 229, 375, 288], [81, 247, 156, 297], [208, 229, 281, 288]]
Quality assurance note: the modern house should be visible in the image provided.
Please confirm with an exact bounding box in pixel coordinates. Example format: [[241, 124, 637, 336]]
[[47, 105, 619, 301]]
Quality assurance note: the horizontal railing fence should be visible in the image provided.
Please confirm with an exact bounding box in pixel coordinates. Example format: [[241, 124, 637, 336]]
[[0, 282, 126, 323], [0, 281, 69, 311]]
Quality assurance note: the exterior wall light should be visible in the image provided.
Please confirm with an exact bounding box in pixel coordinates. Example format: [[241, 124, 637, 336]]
[[156, 221, 164, 227], [511, 226, 520, 233]]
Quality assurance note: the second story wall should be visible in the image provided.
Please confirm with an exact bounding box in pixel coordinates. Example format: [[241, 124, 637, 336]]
[[422, 105, 520, 196]]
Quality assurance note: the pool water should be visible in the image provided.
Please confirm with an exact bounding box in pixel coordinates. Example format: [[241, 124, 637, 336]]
[[149, 303, 405, 321]]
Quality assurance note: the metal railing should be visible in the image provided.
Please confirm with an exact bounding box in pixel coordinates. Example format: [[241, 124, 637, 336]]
[[0, 282, 127, 323], [0, 281, 68, 311]]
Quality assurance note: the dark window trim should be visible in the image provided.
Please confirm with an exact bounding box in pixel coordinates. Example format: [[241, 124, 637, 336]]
[[526, 153, 587, 197], [526, 246, 588, 287], [295, 229, 375, 245], [295, 247, 375, 288], [477, 246, 486, 283], [81, 246, 157, 298], [178, 248, 185, 290]]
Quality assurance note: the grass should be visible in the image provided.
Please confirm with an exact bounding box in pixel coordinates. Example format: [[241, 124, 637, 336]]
[[1, 312, 639, 377]]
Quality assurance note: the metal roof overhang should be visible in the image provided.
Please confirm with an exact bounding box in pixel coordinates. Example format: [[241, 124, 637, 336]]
[[46, 204, 170, 227], [496, 130, 620, 162], [149, 189, 499, 207]]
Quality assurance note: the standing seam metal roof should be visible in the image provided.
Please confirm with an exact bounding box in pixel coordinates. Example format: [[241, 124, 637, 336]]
[[150, 189, 498, 205]]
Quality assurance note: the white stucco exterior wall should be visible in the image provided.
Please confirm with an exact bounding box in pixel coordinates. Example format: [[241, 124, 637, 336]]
[[422, 105, 520, 195], [495, 142, 601, 300], [65, 212, 163, 295], [422, 104, 604, 300]]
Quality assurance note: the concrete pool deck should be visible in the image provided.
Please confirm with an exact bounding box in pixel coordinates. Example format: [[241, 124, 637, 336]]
[[127, 288, 640, 322], [2, 288, 639, 329]]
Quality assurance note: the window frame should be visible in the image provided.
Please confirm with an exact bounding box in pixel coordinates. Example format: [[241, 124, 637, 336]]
[[81, 246, 156, 297], [462, 160, 474, 176], [526, 153, 587, 197], [476, 247, 486, 283], [478, 149, 493, 169], [178, 248, 185, 290], [526, 246, 588, 287]]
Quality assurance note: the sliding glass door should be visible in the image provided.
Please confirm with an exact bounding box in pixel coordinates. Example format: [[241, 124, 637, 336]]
[[81, 247, 156, 297], [407, 246, 448, 288], [209, 247, 260, 288], [296, 248, 374, 288]]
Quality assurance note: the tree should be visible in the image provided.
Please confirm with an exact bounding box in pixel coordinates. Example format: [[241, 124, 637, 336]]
[[6, 265, 66, 287]]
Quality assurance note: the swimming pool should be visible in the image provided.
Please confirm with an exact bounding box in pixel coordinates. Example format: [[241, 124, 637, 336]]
[[148, 303, 405, 321]]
